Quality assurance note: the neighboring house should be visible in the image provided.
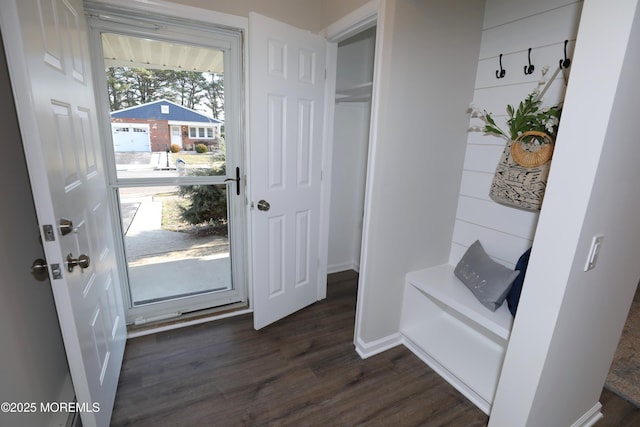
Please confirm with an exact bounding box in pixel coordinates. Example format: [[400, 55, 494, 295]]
[[110, 99, 223, 152]]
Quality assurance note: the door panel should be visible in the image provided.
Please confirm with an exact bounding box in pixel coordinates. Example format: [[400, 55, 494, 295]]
[[250, 13, 326, 329], [0, 1, 126, 426]]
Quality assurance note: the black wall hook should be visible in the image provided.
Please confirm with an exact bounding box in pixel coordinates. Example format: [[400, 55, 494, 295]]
[[496, 54, 506, 78], [524, 48, 535, 75], [559, 40, 571, 69]]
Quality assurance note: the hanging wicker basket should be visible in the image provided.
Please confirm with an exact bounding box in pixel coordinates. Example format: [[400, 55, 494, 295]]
[[510, 130, 554, 168], [489, 130, 555, 211]]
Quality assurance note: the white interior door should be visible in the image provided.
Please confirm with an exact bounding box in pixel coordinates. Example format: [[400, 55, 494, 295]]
[[0, 1, 126, 426], [249, 13, 327, 329]]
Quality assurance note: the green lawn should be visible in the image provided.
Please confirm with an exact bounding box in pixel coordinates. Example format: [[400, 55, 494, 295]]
[[169, 152, 215, 166]]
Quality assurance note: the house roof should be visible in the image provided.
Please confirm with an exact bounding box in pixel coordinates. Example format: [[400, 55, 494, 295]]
[[111, 99, 223, 124]]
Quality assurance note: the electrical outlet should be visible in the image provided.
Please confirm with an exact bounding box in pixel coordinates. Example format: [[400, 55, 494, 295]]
[[584, 234, 604, 272]]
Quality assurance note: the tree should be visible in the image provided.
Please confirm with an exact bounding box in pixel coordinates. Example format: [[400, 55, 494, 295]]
[[178, 165, 227, 227], [167, 71, 207, 109], [105, 67, 224, 118], [203, 73, 225, 120]]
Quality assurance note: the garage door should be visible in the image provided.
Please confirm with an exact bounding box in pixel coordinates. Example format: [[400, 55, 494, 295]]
[[112, 123, 151, 152]]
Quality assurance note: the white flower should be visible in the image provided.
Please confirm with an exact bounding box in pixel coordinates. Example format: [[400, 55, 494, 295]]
[[545, 116, 559, 133], [541, 65, 550, 76]]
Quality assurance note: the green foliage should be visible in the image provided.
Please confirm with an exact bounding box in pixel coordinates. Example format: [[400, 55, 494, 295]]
[[484, 93, 562, 141], [170, 144, 181, 153], [178, 166, 227, 226], [471, 67, 562, 143], [195, 143, 208, 153]]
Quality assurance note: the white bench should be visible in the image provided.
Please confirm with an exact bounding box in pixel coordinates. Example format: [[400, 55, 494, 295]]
[[399, 264, 514, 414]]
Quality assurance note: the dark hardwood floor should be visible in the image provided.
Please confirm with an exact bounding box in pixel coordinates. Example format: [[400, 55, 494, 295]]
[[111, 271, 640, 426]]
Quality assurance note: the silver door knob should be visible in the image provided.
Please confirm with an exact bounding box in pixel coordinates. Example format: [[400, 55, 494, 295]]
[[66, 253, 90, 273], [257, 200, 270, 211]]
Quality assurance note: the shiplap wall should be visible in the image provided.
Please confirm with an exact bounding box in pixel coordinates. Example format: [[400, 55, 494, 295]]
[[448, 0, 583, 268]]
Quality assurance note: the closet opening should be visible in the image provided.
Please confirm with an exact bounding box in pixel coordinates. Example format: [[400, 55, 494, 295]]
[[327, 26, 376, 276]]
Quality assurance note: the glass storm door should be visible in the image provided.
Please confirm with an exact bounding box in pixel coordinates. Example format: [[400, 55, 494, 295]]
[[88, 12, 246, 325]]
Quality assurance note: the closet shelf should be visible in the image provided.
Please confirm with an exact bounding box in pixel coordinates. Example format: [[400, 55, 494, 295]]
[[335, 82, 373, 103]]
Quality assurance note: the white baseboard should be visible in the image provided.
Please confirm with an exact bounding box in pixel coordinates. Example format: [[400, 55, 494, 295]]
[[327, 261, 359, 274], [570, 402, 603, 427], [354, 332, 402, 359]]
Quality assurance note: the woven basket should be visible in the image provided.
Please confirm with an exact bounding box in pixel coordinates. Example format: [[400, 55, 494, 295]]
[[489, 131, 554, 211], [510, 131, 554, 168]]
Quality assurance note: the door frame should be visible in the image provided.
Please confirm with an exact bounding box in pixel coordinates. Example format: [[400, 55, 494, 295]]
[[85, 0, 253, 327], [320, 0, 384, 354]]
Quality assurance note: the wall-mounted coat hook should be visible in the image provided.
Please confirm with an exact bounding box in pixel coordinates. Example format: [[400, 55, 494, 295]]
[[559, 40, 571, 69], [524, 48, 535, 75], [496, 54, 506, 79]]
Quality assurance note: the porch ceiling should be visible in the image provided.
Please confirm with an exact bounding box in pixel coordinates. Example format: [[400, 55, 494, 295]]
[[101, 33, 224, 73]]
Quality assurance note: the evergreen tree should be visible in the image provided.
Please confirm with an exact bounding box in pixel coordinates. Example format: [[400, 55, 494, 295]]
[[178, 166, 227, 226]]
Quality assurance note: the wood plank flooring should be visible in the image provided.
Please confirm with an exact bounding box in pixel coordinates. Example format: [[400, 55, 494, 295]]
[[111, 271, 640, 426]]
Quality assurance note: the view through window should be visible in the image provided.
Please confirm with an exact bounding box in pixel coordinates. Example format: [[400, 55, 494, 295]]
[[101, 31, 243, 316]]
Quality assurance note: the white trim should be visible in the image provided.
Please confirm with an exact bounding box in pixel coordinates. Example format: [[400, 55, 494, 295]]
[[167, 120, 222, 127], [85, 0, 248, 31], [354, 332, 402, 359], [340, 0, 388, 359], [127, 308, 253, 338], [319, 0, 384, 349], [327, 261, 359, 275], [317, 41, 337, 301], [318, 1, 378, 300], [570, 402, 603, 427], [321, 0, 380, 42], [111, 123, 150, 131]]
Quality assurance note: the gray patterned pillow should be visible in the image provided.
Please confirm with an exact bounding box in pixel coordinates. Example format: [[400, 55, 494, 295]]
[[454, 240, 520, 311]]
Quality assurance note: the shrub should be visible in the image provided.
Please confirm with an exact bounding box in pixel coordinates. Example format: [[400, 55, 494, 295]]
[[170, 144, 181, 153], [178, 165, 227, 226], [195, 143, 208, 153]]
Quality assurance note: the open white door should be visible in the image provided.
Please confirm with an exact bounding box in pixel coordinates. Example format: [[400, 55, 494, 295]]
[[0, 1, 126, 426], [249, 13, 327, 329]]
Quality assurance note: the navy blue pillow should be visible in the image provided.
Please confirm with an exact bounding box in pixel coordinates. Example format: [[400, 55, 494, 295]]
[[507, 248, 532, 317]]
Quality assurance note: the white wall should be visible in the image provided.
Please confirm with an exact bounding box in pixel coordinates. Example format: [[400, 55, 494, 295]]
[[328, 104, 370, 272], [491, 1, 640, 425], [355, 0, 485, 348], [450, 0, 583, 268], [0, 37, 71, 427], [328, 29, 375, 273]]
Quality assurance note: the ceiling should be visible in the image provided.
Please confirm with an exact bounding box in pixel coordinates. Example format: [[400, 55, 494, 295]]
[[101, 33, 224, 73]]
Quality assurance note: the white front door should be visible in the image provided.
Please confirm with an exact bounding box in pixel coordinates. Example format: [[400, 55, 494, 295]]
[[0, 1, 126, 426], [170, 125, 183, 148], [249, 13, 327, 329]]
